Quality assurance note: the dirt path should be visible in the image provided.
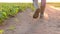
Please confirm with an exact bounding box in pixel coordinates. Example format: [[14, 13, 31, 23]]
[[0, 5, 60, 34]]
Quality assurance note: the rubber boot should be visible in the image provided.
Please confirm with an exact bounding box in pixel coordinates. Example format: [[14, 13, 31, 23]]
[[33, 8, 40, 18]]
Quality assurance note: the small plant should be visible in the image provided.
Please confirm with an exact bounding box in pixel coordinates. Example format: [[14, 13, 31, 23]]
[[0, 29, 4, 34]]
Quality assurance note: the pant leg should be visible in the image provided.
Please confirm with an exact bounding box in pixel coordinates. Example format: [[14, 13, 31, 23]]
[[41, 0, 46, 6], [40, 0, 46, 17], [33, 0, 39, 9], [33, 0, 40, 18]]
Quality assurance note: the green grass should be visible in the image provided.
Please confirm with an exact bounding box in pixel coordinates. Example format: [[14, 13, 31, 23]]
[[0, 3, 35, 24], [0, 3, 35, 11], [0, 3, 60, 25]]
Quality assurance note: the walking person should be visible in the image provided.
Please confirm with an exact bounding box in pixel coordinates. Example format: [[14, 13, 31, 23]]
[[33, 0, 46, 18]]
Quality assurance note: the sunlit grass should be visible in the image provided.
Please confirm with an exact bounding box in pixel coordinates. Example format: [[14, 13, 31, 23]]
[[47, 2, 60, 8], [0, 3, 35, 11], [0, 29, 4, 34]]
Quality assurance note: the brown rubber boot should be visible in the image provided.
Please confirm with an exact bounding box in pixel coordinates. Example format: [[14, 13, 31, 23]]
[[40, 6, 45, 18], [33, 8, 40, 18]]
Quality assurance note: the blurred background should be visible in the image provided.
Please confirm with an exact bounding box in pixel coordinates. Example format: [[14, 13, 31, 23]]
[[0, 0, 60, 3], [0, 0, 60, 24]]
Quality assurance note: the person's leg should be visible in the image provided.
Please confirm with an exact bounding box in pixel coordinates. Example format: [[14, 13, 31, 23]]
[[33, 0, 40, 18], [40, 0, 46, 18], [33, 0, 39, 9]]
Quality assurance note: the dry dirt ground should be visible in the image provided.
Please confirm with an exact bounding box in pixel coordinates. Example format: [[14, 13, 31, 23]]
[[0, 5, 60, 34]]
